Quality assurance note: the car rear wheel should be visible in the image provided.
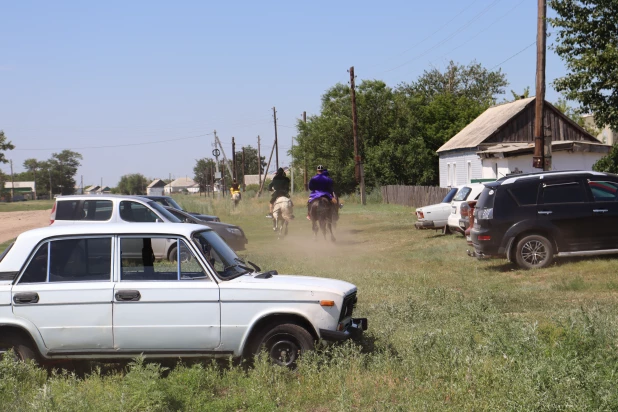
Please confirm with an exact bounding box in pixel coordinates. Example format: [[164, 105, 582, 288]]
[[515, 234, 554, 269], [0, 335, 38, 363], [250, 323, 314, 368]]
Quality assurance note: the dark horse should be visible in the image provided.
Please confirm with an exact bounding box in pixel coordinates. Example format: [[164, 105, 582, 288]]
[[309, 195, 340, 241]]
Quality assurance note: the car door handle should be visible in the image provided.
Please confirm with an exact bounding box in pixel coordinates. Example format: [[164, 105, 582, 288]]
[[115, 290, 141, 302], [13, 292, 39, 304], [593, 209, 609, 214], [538, 211, 553, 215]]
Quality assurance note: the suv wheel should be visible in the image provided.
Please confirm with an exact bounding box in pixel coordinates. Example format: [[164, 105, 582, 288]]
[[515, 234, 554, 269], [0, 335, 38, 363], [250, 323, 314, 368]]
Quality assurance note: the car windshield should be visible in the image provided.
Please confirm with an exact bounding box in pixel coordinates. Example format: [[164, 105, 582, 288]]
[[442, 188, 459, 203], [164, 197, 184, 210], [147, 201, 182, 223], [453, 187, 472, 202], [192, 230, 252, 280]]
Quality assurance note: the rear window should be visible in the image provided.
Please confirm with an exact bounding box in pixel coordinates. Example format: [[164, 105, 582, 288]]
[[476, 186, 495, 210], [541, 182, 586, 204], [508, 184, 538, 206], [55, 200, 78, 220], [82, 200, 113, 221], [453, 187, 472, 201], [442, 188, 459, 203]]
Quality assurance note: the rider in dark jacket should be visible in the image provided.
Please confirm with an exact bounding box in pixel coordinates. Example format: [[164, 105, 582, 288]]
[[267, 168, 291, 218], [307, 165, 334, 220]]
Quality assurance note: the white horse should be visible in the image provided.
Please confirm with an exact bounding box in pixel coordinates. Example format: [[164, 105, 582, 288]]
[[272, 196, 293, 238], [231, 192, 241, 208]]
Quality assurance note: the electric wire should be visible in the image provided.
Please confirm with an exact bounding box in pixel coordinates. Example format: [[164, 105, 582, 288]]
[[490, 41, 536, 70]]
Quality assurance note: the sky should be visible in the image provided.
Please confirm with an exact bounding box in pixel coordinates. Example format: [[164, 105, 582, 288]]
[[0, 0, 568, 188]]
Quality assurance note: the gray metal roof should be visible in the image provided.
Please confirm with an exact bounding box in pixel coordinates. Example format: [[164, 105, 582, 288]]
[[437, 97, 535, 153]]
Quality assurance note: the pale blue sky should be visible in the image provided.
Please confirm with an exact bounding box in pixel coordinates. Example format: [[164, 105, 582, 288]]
[[0, 0, 566, 187]]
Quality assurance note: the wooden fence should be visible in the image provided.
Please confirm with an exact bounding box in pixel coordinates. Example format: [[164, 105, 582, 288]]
[[381, 185, 450, 209]]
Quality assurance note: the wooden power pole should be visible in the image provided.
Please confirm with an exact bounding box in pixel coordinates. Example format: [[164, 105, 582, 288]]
[[241, 147, 246, 192], [533, 0, 550, 171], [349, 66, 366, 205], [303, 111, 308, 191], [273, 106, 279, 169], [232, 137, 236, 181], [9, 159, 14, 201], [257, 135, 262, 188], [256, 138, 277, 198]]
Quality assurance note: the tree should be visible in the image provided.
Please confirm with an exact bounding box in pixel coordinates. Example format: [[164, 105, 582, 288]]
[[235, 146, 266, 175], [593, 144, 618, 173], [46, 150, 83, 195], [553, 98, 600, 136], [510, 86, 530, 101], [549, 0, 618, 131], [23, 159, 40, 199], [116, 173, 148, 195], [194, 158, 216, 194], [0, 130, 14, 165]]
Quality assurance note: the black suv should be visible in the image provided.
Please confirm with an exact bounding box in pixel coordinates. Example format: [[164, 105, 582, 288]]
[[471, 171, 618, 269], [139, 195, 220, 222]]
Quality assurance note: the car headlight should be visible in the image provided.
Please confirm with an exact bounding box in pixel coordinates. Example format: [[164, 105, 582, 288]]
[[226, 228, 242, 236]]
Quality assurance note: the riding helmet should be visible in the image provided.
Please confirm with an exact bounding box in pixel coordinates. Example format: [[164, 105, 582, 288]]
[[316, 165, 325, 171]]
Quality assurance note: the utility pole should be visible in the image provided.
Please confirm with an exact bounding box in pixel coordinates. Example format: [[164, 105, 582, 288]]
[[213, 130, 221, 198], [80, 175, 83, 195], [303, 111, 308, 191], [257, 135, 262, 188], [9, 160, 14, 202], [214, 132, 234, 180], [256, 138, 277, 197], [273, 106, 279, 169], [48, 170, 52, 200], [241, 147, 246, 192], [210, 163, 215, 198], [232, 137, 237, 181], [291, 135, 294, 196], [349, 66, 366, 205], [533, 0, 550, 171]]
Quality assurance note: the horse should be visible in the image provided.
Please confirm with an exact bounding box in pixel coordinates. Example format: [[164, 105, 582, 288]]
[[309, 195, 340, 242], [231, 192, 241, 208], [272, 196, 293, 238]]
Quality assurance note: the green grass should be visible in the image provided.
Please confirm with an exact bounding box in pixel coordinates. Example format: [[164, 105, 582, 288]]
[[0, 200, 54, 212], [3, 193, 618, 410], [0, 239, 13, 254]]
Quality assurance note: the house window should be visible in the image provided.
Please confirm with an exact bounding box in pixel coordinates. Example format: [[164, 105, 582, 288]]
[[447, 163, 451, 186], [453, 163, 457, 186], [467, 161, 472, 184]]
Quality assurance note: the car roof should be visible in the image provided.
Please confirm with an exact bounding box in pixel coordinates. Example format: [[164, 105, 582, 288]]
[[497, 170, 614, 185], [0, 223, 212, 273], [55, 194, 155, 202]]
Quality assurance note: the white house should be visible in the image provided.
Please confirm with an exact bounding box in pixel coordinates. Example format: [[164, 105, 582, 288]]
[[164, 177, 196, 194], [437, 97, 611, 188], [146, 179, 166, 196]]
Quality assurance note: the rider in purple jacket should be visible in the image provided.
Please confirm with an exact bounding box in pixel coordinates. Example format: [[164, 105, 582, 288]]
[[307, 165, 334, 220]]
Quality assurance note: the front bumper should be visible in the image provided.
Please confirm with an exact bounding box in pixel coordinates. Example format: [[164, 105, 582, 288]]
[[319, 318, 368, 342]]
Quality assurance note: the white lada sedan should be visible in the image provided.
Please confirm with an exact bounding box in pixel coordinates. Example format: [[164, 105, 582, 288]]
[[0, 223, 366, 367]]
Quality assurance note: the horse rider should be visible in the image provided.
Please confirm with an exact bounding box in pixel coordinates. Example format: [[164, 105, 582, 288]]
[[266, 167, 291, 218], [307, 165, 334, 220], [230, 179, 241, 199]]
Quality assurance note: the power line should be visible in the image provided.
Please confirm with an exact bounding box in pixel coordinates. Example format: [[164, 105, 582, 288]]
[[14, 132, 214, 151], [490, 40, 536, 70], [382, 0, 502, 74]]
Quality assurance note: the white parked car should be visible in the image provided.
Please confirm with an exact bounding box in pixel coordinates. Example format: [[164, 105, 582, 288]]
[[0, 223, 366, 367], [414, 186, 460, 232], [446, 183, 485, 234]]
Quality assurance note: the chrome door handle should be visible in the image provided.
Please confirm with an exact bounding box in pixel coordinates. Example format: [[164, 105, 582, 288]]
[[593, 209, 609, 214], [538, 211, 553, 215]]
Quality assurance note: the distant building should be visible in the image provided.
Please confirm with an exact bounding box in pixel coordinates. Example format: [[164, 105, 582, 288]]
[[164, 177, 196, 194], [147, 179, 166, 196], [437, 97, 610, 187], [2, 181, 36, 200], [84, 185, 111, 195]]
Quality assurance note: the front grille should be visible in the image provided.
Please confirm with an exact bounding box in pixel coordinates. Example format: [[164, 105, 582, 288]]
[[339, 292, 357, 321]]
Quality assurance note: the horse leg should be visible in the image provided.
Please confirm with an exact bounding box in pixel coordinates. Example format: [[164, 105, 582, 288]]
[[312, 219, 318, 240], [284, 220, 288, 236], [320, 219, 327, 239], [273, 216, 277, 232], [328, 221, 336, 242]]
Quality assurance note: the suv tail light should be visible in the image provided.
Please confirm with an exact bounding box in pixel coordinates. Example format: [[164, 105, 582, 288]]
[[49, 201, 57, 225], [478, 208, 493, 220]]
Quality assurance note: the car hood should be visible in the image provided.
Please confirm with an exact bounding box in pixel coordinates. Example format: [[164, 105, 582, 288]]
[[226, 273, 357, 296]]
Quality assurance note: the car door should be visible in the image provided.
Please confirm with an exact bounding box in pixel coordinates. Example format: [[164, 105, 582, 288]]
[[586, 179, 618, 250], [537, 179, 593, 251], [11, 237, 115, 351], [113, 236, 221, 351]]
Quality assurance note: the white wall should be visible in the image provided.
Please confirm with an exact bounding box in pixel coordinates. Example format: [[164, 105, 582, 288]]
[[439, 151, 483, 187], [147, 187, 164, 196], [481, 151, 606, 178]]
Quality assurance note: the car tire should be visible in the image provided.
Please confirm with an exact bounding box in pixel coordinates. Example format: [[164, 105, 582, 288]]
[[250, 323, 314, 368], [167, 246, 191, 263], [0, 335, 38, 363], [515, 234, 554, 269]]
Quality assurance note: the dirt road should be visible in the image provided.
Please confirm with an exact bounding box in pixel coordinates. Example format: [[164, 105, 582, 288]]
[[0, 210, 51, 244]]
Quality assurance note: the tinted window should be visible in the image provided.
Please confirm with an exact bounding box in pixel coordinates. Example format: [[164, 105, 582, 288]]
[[541, 182, 586, 204], [588, 181, 618, 202], [119, 201, 160, 222], [453, 187, 472, 202], [55, 200, 78, 220], [19, 243, 49, 283], [49, 238, 111, 282], [508, 184, 538, 206], [147, 201, 182, 222], [441, 188, 459, 203], [82, 200, 113, 221]]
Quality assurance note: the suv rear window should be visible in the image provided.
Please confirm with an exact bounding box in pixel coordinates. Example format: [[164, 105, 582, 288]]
[[541, 182, 586, 204], [55, 200, 78, 220], [476, 186, 495, 210], [508, 185, 538, 206], [453, 187, 472, 201]]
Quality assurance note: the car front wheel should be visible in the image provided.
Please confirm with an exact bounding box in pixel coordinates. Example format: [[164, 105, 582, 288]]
[[515, 234, 554, 269], [251, 323, 314, 368]]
